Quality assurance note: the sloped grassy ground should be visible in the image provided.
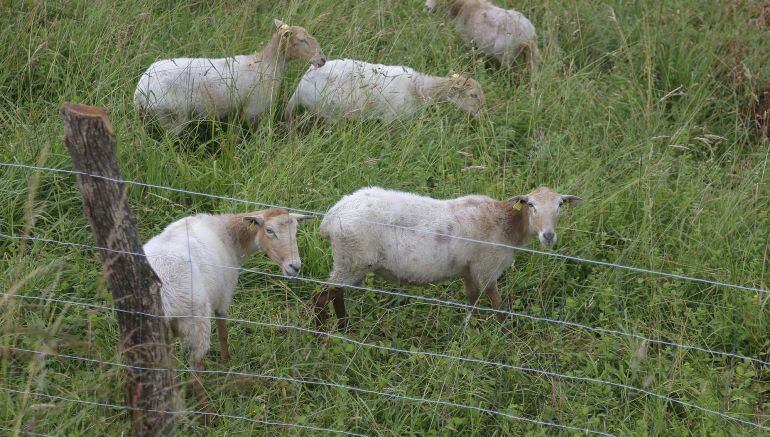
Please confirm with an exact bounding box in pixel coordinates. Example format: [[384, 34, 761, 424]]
[[1, 0, 768, 434]]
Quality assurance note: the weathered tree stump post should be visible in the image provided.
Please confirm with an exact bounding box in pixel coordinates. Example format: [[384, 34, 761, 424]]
[[60, 103, 175, 436]]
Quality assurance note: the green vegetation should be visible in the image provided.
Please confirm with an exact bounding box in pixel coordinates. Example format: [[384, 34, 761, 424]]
[[1, 0, 768, 434]]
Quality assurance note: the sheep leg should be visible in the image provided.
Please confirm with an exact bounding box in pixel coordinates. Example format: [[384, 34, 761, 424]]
[[461, 276, 483, 329], [484, 282, 507, 325], [158, 111, 185, 137], [499, 51, 515, 71], [524, 43, 540, 75], [215, 315, 230, 364], [311, 286, 333, 328], [246, 114, 259, 132], [331, 287, 348, 332], [463, 277, 481, 306]]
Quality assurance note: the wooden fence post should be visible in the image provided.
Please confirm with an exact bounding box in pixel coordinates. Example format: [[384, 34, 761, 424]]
[[60, 103, 175, 436]]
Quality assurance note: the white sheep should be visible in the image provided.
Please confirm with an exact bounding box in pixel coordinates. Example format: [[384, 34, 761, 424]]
[[312, 187, 581, 331], [426, 0, 540, 71], [143, 208, 314, 406], [284, 59, 485, 125], [134, 19, 326, 136]]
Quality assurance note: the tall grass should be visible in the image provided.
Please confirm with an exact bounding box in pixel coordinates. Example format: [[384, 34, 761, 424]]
[[1, 0, 768, 434]]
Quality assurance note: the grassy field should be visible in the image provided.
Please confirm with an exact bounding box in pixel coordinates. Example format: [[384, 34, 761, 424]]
[[1, 0, 769, 434]]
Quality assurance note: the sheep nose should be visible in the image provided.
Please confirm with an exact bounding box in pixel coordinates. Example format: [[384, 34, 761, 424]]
[[543, 232, 555, 243], [289, 262, 301, 273], [319, 57, 327, 67]]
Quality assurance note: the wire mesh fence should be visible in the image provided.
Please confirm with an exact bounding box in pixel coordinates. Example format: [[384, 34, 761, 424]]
[[1, 161, 768, 435]]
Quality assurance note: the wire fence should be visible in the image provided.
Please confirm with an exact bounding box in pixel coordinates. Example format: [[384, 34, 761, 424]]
[[0, 386, 366, 436], [2, 231, 767, 368], [2, 160, 769, 434], [1, 232, 768, 432], [2, 346, 619, 436], [2, 161, 768, 296], [2, 294, 767, 431]]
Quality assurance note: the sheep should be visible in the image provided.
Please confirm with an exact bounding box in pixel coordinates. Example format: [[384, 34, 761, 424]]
[[134, 19, 326, 136], [284, 59, 485, 126], [312, 187, 581, 331], [143, 208, 314, 407], [425, 0, 540, 72]]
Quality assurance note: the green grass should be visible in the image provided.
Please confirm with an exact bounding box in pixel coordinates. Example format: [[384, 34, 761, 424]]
[[1, 0, 769, 434]]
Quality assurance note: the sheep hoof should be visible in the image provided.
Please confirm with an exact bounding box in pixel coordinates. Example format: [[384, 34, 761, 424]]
[[335, 321, 350, 334]]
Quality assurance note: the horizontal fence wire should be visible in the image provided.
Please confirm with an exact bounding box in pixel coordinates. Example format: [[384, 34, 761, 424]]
[[3, 294, 768, 431], [1, 231, 767, 368], [0, 350, 615, 436], [2, 162, 768, 433], [1, 161, 768, 297], [0, 386, 366, 436]]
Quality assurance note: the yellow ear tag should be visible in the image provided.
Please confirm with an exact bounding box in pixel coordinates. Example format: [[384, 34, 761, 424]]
[[513, 201, 522, 211], [451, 73, 460, 78], [280, 23, 289, 31], [247, 221, 256, 231]]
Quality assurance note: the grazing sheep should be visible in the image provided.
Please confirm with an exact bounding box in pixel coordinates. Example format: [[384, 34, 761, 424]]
[[134, 19, 326, 135], [313, 187, 581, 331], [284, 59, 485, 125], [426, 0, 539, 71], [143, 209, 314, 406]]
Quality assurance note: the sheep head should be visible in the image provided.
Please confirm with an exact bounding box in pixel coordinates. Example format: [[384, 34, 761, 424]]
[[445, 74, 485, 117], [424, 0, 467, 18], [243, 208, 316, 277], [507, 187, 582, 247], [274, 19, 327, 68]]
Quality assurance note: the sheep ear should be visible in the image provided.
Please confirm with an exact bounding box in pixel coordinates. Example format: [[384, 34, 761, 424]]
[[274, 19, 291, 37], [561, 195, 582, 207], [507, 195, 528, 206], [243, 215, 265, 226], [290, 213, 316, 223], [449, 2, 462, 18]]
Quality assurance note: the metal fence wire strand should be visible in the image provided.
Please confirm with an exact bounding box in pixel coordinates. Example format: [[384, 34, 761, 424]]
[[1, 232, 767, 368], [3, 297, 768, 432], [2, 162, 769, 434], [0, 353, 615, 436], [0, 386, 366, 436], [1, 161, 767, 296]]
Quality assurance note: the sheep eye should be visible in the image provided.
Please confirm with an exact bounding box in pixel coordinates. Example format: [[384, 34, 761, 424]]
[[527, 202, 534, 208], [299, 38, 308, 44], [558, 201, 564, 207], [266, 228, 276, 236], [470, 93, 477, 98]]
